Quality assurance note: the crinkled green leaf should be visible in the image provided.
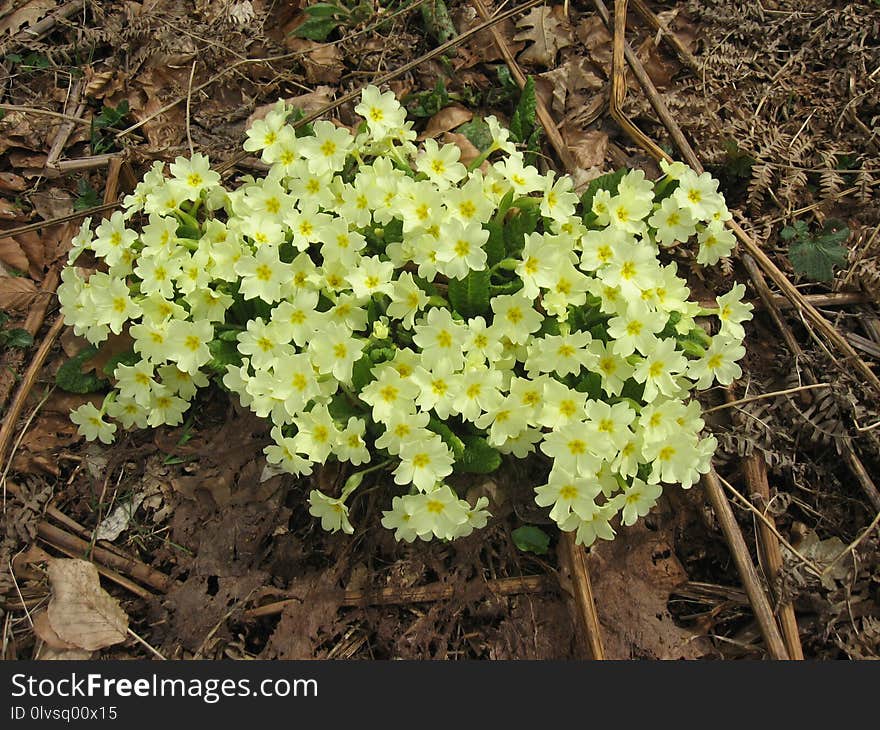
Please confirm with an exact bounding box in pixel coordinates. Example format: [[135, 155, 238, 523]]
[[427, 417, 465, 460], [290, 15, 340, 41], [448, 268, 490, 319], [455, 117, 492, 151], [56, 346, 108, 394], [509, 76, 537, 144], [205, 339, 242, 376], [351, 354, 376, 392], [788, 222, 850, 282], [512, 525, 551, 555], [102, 350, 140, 377], [2, 328, 33, 349], [455, 434, 501, 474]]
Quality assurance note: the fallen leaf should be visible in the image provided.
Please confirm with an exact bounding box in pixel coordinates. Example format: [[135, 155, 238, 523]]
[[17, 229, 44, 278], [583, 505, 713, 659], [420, 104, 474, 140], [287, 40, 344, 85], [46, 559, 129, 651], [0, 172, 27, 192], [247, 86, 335, 129], [563, 127, 608, 171], [30, 189, 74, 224], [636, 37, 678, 89], [0, 275, 37, 311], [33, 611, 80, 651], [83, 67, 128, 100], [36, 646, 94, 660], [514, 5, 573, 68], [83, 330, 135, 378], [538, 57, 604, 116], [0, 237, 29, 272], [0, 198, 27, 221], [577, 15, 613, 70]]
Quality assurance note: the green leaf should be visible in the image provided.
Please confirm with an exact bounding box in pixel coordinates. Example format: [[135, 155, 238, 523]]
[[290, 15, 340, 41], [503, 206, 541, 256], [455, 435, 501, 474], [74, 178, 101, 211], [512, 525, 551, 555], [455, 117, 493, 151], [351, 354, 376, 392], [427, 417, 466, 460], [328, 392, 363, 421], [420, 0, 456, 44], [447, 269, 490, 318], [484, 221, 506, 268], [575, 370, 603, 398], [303, 2, 348, 18], [56, 346, 108, 394], [405, 78, 449, 118], [509, 76, 537, 144], [790, 237, 848, 282], [2, 328, 33, 349], [205, 339, 242, 375], [102, 350, 139, 377], [788, 221, 849, 282]]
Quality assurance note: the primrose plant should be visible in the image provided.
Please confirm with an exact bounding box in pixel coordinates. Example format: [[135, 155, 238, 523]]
[[58, 85, 751, 546]]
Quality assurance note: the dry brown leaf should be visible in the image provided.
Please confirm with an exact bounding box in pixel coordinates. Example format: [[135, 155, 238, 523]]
[[577, 15, 613, 71], [46, 559, 129, 651], [0, 275, 37, 311], [248, 86, 335, 130], [83, 330, 135, 379], [563, 127, 608, 171], [538, 57, 604, 116], [584, 508, 713, 659], [30, 189, 74, 223], [287, 39, 344, 85], [33, 610, 80, 651], [440, 132, 481, 167], [636, 37, 678, 90], [0, 0, 55, 36], [0, 172, 27, 192], [83, 67, 128, 100], [514, 5, 573, 68], [420, 104, 473, 140], [36, 646, 94, 660], [0, 236, 29, 272]]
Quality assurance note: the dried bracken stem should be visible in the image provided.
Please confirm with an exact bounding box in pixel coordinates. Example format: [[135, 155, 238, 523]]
[[629, 0, 701, 75], [599, 0, 667, 161], [742, 254, 880, 513], [36, 521, 172, 595], [44, 79, 85, 171], [702, 382, 830, 416], [702, 469, 790, 659], [560, 532, 606, 659], [0, 316, 64, 508], [5, 0, 83, 48], [0, 203, 120, 239], [243, 575, 551, 618], [743, 454, 804, 660], [0, 104, 89, 126], [470, 0, 577, 172], [51, 154, 123, 175]]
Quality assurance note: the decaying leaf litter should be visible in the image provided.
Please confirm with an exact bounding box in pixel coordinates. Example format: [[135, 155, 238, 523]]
[[1, 0, 879, 660]]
